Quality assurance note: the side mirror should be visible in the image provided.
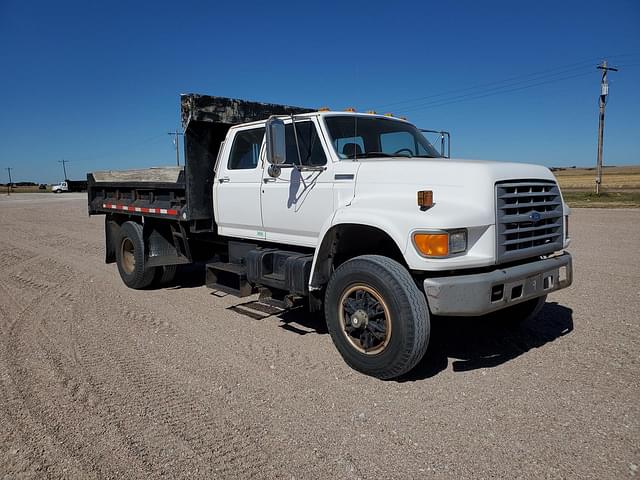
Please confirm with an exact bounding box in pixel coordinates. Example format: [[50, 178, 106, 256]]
[[265, 116, 286, 165]]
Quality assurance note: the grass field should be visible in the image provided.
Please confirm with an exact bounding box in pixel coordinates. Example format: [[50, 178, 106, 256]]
[[2, 186, 49, 193], [553, 165, 640, 207]]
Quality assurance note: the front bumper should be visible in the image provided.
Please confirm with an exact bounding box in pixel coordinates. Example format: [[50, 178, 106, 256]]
[[423, 252, 573, 316]]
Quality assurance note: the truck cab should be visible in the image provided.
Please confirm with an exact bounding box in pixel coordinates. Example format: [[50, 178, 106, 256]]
[[88, 94, 572, 379], [52, 181, 69, 193]]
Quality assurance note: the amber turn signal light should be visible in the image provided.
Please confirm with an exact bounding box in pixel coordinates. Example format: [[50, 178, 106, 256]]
[[413, 233, 449, 257], [417, 190, 433, 208]]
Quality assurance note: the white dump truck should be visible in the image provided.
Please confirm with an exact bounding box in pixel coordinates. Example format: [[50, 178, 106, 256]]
[[88, 94, 572, 379], [52, 179, 87, 193]]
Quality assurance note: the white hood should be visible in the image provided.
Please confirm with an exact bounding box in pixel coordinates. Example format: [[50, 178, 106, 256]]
[[350, 157, 559, 230], [354, 157, 556, 187]]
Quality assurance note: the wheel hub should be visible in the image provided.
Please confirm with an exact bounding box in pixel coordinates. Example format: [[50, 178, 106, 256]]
[[351, 309, 369, 328], [338, 284, 392, 355], [121, 237, 136, 274]]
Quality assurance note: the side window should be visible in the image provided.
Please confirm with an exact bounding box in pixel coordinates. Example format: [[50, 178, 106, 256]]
[[381, 131, 416, 155], [285, 122, 327, 166], [228, 127, 265, 170]]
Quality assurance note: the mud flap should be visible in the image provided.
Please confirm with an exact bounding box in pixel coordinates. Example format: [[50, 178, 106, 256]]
[[105, 216, 120, 264], [143, 220, 192, 268]]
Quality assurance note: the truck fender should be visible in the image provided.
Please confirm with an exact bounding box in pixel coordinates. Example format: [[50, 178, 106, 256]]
[[308, 209, 406, 291]]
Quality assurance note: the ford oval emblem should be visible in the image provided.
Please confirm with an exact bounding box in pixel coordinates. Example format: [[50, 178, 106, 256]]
[[529, 211, 542, 222]]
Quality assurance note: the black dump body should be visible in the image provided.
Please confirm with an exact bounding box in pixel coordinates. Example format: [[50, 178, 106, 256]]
[[66, 180, 88, 192], [88, 94, 313, 231]]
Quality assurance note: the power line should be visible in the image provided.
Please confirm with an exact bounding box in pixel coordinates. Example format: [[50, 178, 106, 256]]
[[372, 58, 599, 110], [369, 53, 638, 113], [396, 70, 594, 114]]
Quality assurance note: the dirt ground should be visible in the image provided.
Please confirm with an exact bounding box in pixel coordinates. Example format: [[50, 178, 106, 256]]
[[1, 193, 638, 479]]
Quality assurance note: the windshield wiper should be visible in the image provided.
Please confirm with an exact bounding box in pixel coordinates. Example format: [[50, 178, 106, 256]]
[[344, 151, 393, 159]]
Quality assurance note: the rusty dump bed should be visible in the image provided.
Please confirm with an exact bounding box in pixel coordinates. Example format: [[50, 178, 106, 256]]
[[88, 94, 313, 232]]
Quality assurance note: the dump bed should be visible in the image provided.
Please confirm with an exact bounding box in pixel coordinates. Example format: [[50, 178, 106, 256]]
[[87, 167, 185, 220], [88, 94, 313, 231]]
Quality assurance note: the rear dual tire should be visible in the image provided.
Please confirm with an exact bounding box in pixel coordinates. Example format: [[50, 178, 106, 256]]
[[116, 221, 179, 289], [154, 264, 177, 286], [116, 222, 156, 289]]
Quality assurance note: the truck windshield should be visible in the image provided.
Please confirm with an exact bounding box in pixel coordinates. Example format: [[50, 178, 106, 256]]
[[325, 116, 442, 159]]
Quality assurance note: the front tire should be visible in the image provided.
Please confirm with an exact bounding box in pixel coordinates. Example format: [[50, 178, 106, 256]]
[[115, 221, 156, 289], [324, 255, 430, 379]]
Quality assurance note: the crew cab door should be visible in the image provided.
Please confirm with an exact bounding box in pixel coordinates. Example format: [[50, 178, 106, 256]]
[[260, 119, 334, 247], [214, 126, 266, 240]]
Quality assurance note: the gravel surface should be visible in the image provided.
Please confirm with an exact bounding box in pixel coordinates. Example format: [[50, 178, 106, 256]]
[[1, 194, 638, 479]]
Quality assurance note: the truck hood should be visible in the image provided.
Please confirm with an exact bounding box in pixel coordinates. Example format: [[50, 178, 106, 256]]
[[349, 157, 561, 230], [354, 157, 556, 187]]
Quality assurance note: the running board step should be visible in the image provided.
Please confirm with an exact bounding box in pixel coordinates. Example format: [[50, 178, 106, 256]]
[[206, 261, 255, 297], [228, 300, 285, 320]]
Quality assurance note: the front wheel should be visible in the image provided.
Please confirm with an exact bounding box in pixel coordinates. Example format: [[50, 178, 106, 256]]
[[324, 255, 430, 379]]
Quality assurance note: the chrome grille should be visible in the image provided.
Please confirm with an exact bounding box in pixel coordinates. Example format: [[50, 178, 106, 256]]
[[496, 180, 563, 263]]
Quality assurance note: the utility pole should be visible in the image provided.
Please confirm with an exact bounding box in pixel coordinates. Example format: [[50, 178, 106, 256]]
[[6, 167, 13, 196], [58, 159, 69, 180], [168, 130, 184, 166], [595, 60, 618, 194]]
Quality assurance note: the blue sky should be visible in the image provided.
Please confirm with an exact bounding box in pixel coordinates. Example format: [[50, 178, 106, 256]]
[[1, 0, 639, 183]]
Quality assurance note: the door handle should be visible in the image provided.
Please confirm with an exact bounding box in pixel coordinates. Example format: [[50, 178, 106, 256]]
[[218, 176, 230, 183], [263, 177, 277, 183]]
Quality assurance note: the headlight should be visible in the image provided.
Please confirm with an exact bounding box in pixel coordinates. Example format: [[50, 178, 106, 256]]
[[449, 229, 468, 254], [413, 229, 468, 258]]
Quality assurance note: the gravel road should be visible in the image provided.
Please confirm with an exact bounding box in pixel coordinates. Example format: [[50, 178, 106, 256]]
[[1, 194, 638, 479]]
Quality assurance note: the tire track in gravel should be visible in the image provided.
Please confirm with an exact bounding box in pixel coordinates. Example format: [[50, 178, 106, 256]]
[[0, 252, 102, 477], [5, 197, 637, 479], [0, 252, 157, 478], [0, 207, 384, 478], [0, 235, 281, 478], [73, 282, 280, 478]]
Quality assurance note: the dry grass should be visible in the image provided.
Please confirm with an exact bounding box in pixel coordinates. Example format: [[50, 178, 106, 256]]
[[2, 186, 49, 193], [552, 165, 640, 207], [553, 165, 640, 190]]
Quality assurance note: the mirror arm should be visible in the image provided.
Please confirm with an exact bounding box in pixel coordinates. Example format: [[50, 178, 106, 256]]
[[290, 114, 304, 168]]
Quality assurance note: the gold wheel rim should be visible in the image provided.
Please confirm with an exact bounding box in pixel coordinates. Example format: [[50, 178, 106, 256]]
[[121, 237, 135, 274], [338, 284, 392, 355]]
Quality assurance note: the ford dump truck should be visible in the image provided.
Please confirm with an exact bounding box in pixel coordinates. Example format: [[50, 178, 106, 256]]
[[88, 94, 573, 379], [52, 179, 88, 193]]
